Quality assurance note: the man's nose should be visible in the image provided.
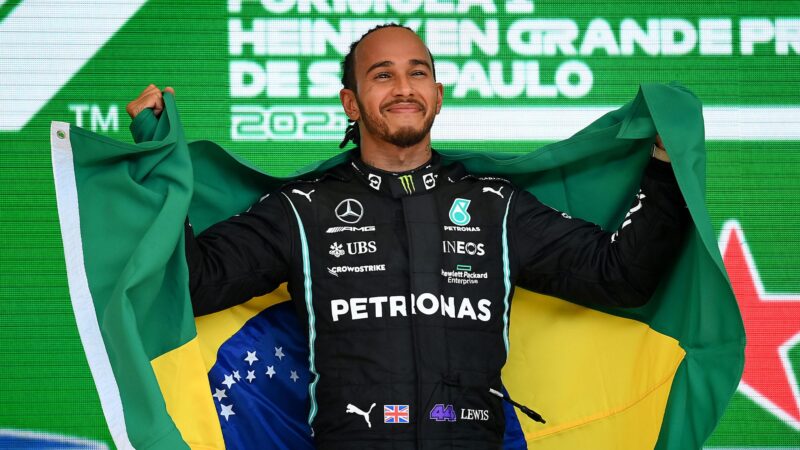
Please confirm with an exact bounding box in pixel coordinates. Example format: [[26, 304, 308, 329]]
[[393, 75, 413, 96]]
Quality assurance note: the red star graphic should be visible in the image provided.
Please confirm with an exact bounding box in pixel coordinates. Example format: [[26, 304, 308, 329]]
[[721, 221, 800, 430]]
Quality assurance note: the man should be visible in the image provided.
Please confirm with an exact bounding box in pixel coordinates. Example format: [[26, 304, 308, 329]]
[[126, 24, 686, 450]]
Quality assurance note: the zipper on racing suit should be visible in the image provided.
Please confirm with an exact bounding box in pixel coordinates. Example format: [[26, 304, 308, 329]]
[[402, 193, 443, 449]]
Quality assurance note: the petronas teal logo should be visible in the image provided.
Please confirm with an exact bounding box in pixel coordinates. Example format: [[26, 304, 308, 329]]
[[398, 175, 415, 194], [449, 198, 472, 226]]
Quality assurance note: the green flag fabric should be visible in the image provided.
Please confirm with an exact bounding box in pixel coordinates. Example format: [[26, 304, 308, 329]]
[[50, 82, 743, 449]]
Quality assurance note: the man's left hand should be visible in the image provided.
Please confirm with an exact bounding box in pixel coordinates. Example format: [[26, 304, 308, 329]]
[[652, 134, 670, 163]]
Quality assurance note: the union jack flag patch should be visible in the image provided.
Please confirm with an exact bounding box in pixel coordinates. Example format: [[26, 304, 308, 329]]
[[384, 404, 409, 423]]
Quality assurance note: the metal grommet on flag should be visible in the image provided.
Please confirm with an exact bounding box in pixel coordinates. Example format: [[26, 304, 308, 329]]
[[56, 130, 66, 139]]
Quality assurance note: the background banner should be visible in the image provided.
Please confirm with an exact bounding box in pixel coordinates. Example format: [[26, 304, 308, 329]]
[[1, 0, 798, 447]]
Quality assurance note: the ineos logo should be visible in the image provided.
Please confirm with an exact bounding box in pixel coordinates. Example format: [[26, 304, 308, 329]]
[[442, 240, 485, 256], [335, 199, 364, 224]]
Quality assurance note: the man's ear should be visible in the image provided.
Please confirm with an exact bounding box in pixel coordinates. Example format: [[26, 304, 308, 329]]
[[340, 89, 360, 121], [434, 82, 443, 115]]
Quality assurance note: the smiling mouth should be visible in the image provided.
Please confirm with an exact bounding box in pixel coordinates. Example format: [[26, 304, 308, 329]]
[[385, 102, 424, 113]]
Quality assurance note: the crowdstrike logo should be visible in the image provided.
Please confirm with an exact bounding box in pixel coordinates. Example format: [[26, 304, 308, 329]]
[[330, 293, 492, 322], [327, 264, 386, 277]]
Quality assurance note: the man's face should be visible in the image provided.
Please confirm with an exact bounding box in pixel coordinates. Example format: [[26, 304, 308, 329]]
[[340, 27, 443, 149]]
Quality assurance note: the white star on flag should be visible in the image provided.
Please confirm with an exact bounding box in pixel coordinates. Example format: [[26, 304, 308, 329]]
[[222, 374, 236, 389], [290, 370, 300, 382], [246, 370, 256, 383], [212, 388, 227, 401], [244, 350, 259, 366], [266, 365, 276, 378], [220, 404, 235, 421], [275, 346, 285, 360], [233, 370, 242, 381]]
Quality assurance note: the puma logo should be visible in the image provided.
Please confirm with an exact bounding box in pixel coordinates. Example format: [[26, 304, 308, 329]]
[[482, 186, 504, 198], [346, 403, 376, 428], [292, 188, 315, 202]]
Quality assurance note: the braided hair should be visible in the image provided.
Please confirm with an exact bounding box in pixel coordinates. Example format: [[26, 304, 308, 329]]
[[339, 23, 436, 149]]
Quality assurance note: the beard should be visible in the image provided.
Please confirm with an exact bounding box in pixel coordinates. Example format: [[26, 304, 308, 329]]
[[356, 97, 436, 148]]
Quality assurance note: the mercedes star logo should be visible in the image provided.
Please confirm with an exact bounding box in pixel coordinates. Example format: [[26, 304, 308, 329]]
[[335, 199, 364, 224]]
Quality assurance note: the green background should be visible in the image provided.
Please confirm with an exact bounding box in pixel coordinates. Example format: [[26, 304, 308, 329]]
[[1, 0, 798, 447]]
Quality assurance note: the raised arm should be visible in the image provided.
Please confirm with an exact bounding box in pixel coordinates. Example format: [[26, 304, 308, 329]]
[[185, 193, 294, 316], [512, 157, 689, 308], [124, 85, 292, 315]]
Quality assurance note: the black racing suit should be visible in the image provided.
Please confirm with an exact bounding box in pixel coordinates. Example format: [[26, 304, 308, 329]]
[[182, 149, 687, 449]]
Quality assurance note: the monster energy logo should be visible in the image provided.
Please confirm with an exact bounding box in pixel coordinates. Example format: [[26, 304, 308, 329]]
[[398, 175, 415, 194]]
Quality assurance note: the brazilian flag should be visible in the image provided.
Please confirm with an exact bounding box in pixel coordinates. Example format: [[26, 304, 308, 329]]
[[50, 83, 743, 449]]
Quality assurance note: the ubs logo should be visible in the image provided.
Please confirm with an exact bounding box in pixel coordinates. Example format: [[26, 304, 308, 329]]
[[335, 199, 364, 224], [330, 241, 377, 258]]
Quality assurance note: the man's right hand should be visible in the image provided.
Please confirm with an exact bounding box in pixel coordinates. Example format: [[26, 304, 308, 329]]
[[126, 84, 175, 119]]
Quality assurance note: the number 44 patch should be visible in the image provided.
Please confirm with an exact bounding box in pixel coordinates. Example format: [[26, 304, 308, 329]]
[[429, 404, 457, 422]]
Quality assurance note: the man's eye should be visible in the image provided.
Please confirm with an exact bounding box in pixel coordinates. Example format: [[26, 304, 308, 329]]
[[375, 73, 391, 79], [412, 71, 427, 77]]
